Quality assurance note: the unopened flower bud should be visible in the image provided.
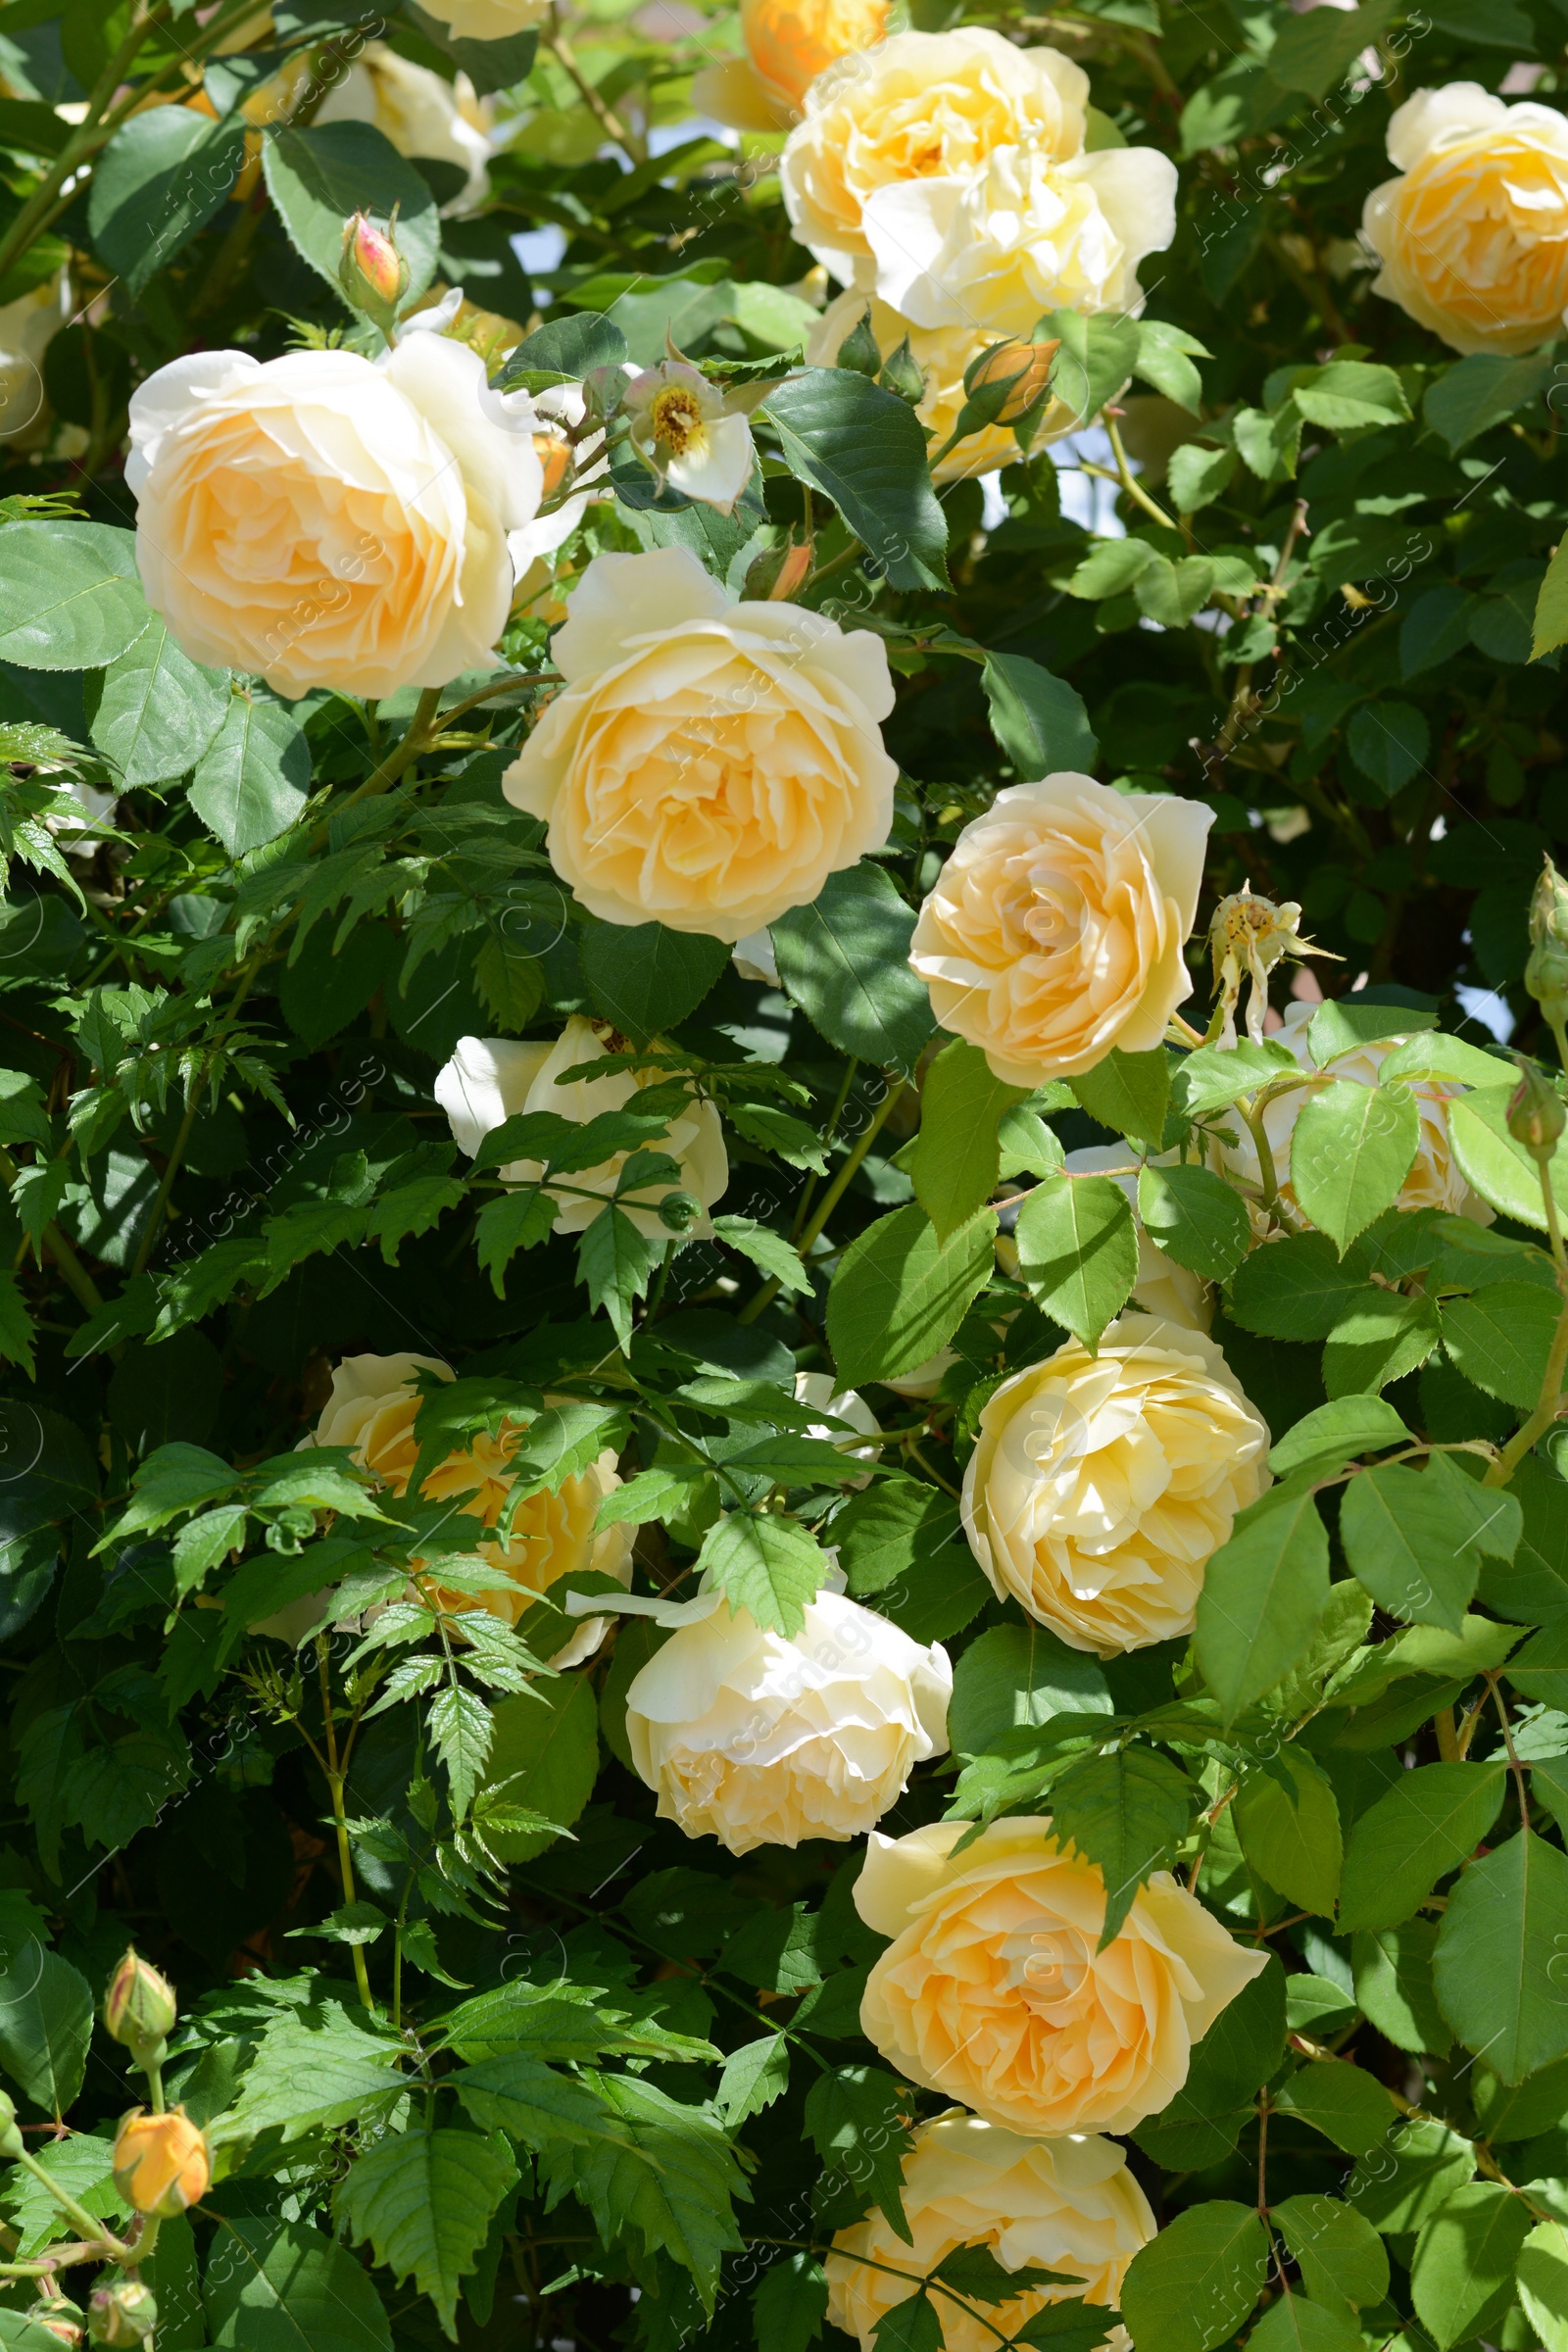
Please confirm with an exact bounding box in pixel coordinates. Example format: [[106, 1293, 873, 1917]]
[[339, 211, 409, 333], [31, 2302, 83, 2349], [1508, 1060, 1566, 1159], [87, 2283, 157, 2349], [104, 1949, 177, 2064], [834, 304, 881, 379], [963, 335, 1060, 427], [0, 2086, 25, 2161], [112, 2108, 211, 2218], [658, 1190, 702, 1234], [1527, 855, 1568, 1026], [878, 335, 925, 408]]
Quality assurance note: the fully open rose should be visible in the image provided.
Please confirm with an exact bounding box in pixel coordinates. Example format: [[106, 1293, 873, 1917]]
[[857, 1819, 1269, 2135], [962, 1315, 1269, 1654], [826, 2113, 1154, 2352]]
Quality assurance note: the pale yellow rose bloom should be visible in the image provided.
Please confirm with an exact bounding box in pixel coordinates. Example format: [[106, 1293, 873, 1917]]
[[315, 42, 493, 214], [1212, 1001, 1492, 1227], [1362, 84, 1568, 356], [435, 1018, 729, 1240], [908, 775, 1212, 1085], [780, 29, 1088, 282], [504, 548, 898, 941], [961, 1315, 1269, 1656], [126, 332, 543, 699], [858, 1819, 1269, 2136], [623, 1591, 952, 1855], [694, 0, 890, 134], [826, 2113, 1153, 2352], [305, 1351, 633, 1667]]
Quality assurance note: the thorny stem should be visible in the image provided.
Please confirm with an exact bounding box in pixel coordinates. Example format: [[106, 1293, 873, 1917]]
[[1102, 415, 1180, 534], [317, 1635, 375, 2011], [1486, 1673, 1532, 1834], [545, 13, 634, 152], [14, 2149, 131, 2263], [740, 1080, 905, 1323], [318, 688, 444, 838]]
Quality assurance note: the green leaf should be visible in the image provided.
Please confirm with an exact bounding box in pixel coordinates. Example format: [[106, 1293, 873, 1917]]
[[1343, 2116, 1475, 2231], [1270, 2199, 1389, 2312], [1274, 2060, 1397, 2155], [1410, 2183, 1533, 2352], [1013, 1171, 1137, 1349], [1267, 1394, 1411, 1478], [762, 368, 949, 593], [1049, 1746, 1193, 1941], [712, 1216, 809, 1296], [1293, 360, 1411, 432], [1136, 1163, 1250, 1284], [577, 1204, 662, 1349], [479, 1678, 600, 1861], [1434, 1829, 1568, 2082], [1536, 535, 1568, 660], [1133, 319, 1210, 414], [1228, 1233, 1370, 1341], [1070, 1049, 1170, 1150], [2, 2130, 124, 2259], [543, 2073, 745, 2305], [872, 2296, 940, 2352], [1441, 1279, 1559, 1409], [475, 1185, 557, 1296], [716, 2033, 790, 2124], [225, 2001, 405, 2141], [581, 920, 729, 1046], [980, 650, 1097, 777], [1195, 1483, 1329, 1722], [1133, 1961, 1285, 2172], [1289, 1081, 1418, 1256], [1507, 1621, 1568, 1705], [1234, 1748, 1342, 1917], [1170, 1039, 1295, 1118], [947, 1621, 1112, 1756], [88, 107, 245, 294], [1518, 2221, 1568, 2352], [1118, 2200, 1268, 2352], [928, 2248, 1075, 2305], [401, 0, 538, 95], [804, 2066, 914, 2243], [335, 2125, 517, 2338], [911, 1041, 1029, 1243], [205, 2216, 393, 2352], [836, 1483, 963, 1599], [1448, 1085, 1568, 1230], [1243, 2299, 1359, 2352], [1266, 0, 1396, 93], [0, 1270, 35, 1380], [1426, 350, 1556, 454], [827, 1202, 997, 1388], [1346, 703, 1430, 800], [1307, 1000, 1435, 1064], [189, 692, 311, 857], [0, 1943, 91, 2117], [697, 1510, 823, 1637], [1351, 1921, 1450, 2056], [753, 2252, 828, 2352], [262, 122, 440, 307], [1043, 309, 1143, 431], [1338, 1761, 1506, 1933], [91, 616, 229, 788], [1322, 1290, 1440, 1399], [772, 864, 935, 1074], [1339, 1454, 1519, 1633], [0, 520, 147, 671]]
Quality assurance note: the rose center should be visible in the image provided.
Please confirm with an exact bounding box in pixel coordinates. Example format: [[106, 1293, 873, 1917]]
[[650, 387, 708, 456]]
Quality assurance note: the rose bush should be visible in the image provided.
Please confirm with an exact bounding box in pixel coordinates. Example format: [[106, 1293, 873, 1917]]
[[2, 4, 1567, 2349]]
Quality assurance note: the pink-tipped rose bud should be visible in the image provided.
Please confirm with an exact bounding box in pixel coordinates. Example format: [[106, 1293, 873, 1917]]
[[104, 1949, 177, 2064], [87, 2282, 157, 2349], [339, 211, 409, 331]]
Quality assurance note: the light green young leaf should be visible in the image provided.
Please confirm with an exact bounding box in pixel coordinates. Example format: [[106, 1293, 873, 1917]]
[[335, 2126, 517, 2339], [826, 1202, 997, 1388], [1013, 1171, 1137, 1350], [910, 1040, 1029, 1243], [1290, 1081, 1419, 1256]]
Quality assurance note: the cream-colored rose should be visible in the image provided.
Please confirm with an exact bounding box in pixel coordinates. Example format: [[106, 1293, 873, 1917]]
[[781, 30, 1088, 281], [807, 290, 1066, 481], [307, 1351, 632, 1668], [435, 1019, 729, 1240], [858, 1818, 1269, 2136], [126, 333, 542, 699], [0, 273, 67, 445], [909, 776, 1212, 1085], [796, 1370, 882, 1487], [962, 1315, 1268, 1656], [1058, 1148, 1210, 1332], [695, 0, 890, 134], [864, 141, 1176, 344], [316, 42, 492, 214], [504, 548, 898, 940], [623, 1591, 952, 1855], [419, 0, 547, 38], [1362, 84, 1568, 355], [826, 2113, 1153, 2352], [1213, 1001, 1492, 1226]]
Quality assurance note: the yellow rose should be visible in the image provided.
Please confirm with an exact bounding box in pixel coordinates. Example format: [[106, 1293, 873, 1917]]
[[807, 291, 1065, 481], [306, 1351, 633, 1667], [1362, 84, 1568, 355], [908, 775, 1212, 1085], [826, 2112, 1153, 2352], [1212, 1002, 1492, 1227], [504, 548, 898, 940], [435, 1018, 729, 1239], [126, 330, 543, 699], [419, 0, 547, 37], [961, 1315, 1269, 1656], [857, 1819, 1269, 2136], [780, 29, 1088, 281], [623, 1592, 952, 1855], [112, 2108, 211, 2218], [316, 42, 492, 214], [694, 0, 890, 134]]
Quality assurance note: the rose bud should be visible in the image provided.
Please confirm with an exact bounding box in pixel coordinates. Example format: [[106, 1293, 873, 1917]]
[[1507, 1059, 1566, 1160], [111, 2108, 211, 2217], [339, 209, 409, 333], [104, 1949, 177, 2063], [87, 2282, 158, 2348], [31, 2303, 83, 2349]]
